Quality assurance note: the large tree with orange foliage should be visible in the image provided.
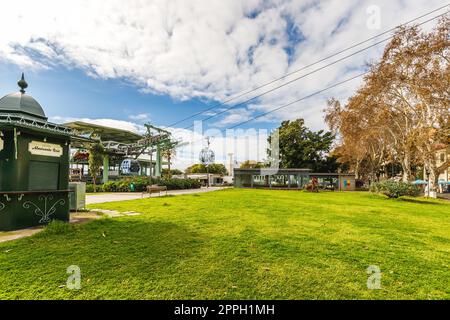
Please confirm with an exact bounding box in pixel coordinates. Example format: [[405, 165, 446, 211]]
[[326, 15, 449, 190]]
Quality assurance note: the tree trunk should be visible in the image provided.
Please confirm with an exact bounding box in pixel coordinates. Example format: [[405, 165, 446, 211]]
[[401, 154, 412, 183], [419, 142, 439, 196], [426, 161, 439, 196], [354, 160, 361, 180], [167, 154, 171, 179]]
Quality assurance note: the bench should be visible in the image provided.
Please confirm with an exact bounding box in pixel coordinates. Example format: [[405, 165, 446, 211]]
[[142, 185, 168, 198]]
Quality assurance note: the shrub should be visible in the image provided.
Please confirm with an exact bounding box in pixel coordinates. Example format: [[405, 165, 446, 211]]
[[85, 184, 96, 193], [100, 176, 202, 192], [101, 181, 117, 192], [370, 181, 420, 198]]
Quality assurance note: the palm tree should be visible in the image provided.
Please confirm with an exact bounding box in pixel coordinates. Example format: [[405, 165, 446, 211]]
[[161, 141, 178, 178]]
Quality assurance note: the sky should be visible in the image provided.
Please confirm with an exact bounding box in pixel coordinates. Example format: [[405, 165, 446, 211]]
[[0, 0, 447, 169]]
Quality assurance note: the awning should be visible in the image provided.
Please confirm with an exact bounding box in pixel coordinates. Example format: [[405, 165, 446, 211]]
[[64, 121, 143, 144], [0, 114, 94, 146]]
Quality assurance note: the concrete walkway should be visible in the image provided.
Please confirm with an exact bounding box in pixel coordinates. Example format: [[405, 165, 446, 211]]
[[86, 187, 227, 205], [438, 193, 450, 201], [0, 212, 102, 243], [0, 227, 43, 243]]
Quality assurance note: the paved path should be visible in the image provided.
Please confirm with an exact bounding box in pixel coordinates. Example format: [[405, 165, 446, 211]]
[[0, 212, 102, 243], [438, 193, 450, 201], [0, 228, 43, 243], [86, 187, 228, 205]]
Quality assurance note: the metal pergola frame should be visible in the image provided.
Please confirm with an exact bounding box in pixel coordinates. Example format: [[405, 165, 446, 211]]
[[0, 114, 93, 145], [64, 121, 184, 180]]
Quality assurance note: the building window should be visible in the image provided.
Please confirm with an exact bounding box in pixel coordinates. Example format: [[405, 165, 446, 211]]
[[252, 175, 269, 187], [270, 175, 289, 188]]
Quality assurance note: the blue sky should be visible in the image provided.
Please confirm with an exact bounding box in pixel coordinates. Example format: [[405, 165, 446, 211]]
[[0, 0, 446, 168]]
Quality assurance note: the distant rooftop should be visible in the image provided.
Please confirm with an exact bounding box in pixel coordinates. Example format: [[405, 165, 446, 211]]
[[64, 121, 143, 144]]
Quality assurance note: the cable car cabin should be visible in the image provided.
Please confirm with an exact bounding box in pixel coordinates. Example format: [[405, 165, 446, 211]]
[[120, 159, 141, 175], [0, 75, 91, 231]]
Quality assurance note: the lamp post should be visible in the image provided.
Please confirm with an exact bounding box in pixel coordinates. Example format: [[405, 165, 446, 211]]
[[425, 168, 430, 198]]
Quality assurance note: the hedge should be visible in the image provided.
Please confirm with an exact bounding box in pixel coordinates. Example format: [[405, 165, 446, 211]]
[[86, 176, 202, 193], [370, 181, 420, 198]]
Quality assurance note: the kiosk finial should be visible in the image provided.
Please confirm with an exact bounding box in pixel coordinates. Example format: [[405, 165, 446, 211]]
[[18, 73, 28, 94]]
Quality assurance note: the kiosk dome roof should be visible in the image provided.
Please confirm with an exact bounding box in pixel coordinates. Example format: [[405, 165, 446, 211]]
[[0, 74, 47, 120]]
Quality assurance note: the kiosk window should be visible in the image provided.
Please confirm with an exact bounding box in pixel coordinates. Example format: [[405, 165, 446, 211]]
[[29, 161, 59, 191]]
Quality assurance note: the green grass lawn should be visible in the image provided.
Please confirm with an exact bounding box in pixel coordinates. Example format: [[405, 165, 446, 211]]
[[0, 189, 449, 299]]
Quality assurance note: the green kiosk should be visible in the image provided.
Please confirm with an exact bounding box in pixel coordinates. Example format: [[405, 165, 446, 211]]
[[0, 74, 91, 231]]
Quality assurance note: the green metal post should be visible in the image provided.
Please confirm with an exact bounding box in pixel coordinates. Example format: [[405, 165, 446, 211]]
[[103, 154, 109, 183], [155, 144, 162, 177], [13, 127, 18, 159]]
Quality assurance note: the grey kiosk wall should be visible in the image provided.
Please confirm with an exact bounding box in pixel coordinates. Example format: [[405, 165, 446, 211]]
[[0, 75, 88, 231]]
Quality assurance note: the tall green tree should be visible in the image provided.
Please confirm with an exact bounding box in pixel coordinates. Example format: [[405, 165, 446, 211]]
[[268, 119, 338, 172], [162, 168, 183, 176], [88, 143, 105, 192], [240, 160, 266, 169], [185, 163, 228, 175], [161, 147, 176, 178]]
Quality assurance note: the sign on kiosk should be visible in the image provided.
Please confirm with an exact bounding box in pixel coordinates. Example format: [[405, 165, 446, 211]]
[[28, 141, 63, 157]]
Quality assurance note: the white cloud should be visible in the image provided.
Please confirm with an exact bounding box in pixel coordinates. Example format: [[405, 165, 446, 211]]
[[50, 116, 146, 133], [211, 108, 255, 127], [2, 0, 447, 131], [129, 113, 150, 121]]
